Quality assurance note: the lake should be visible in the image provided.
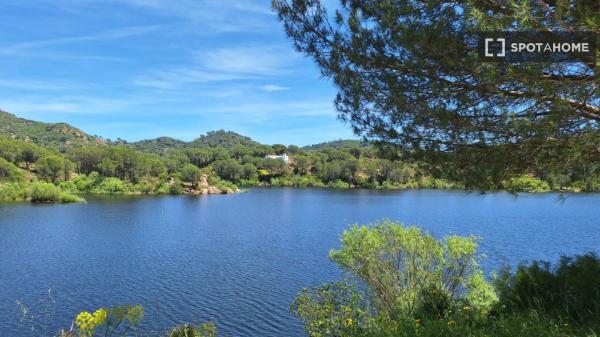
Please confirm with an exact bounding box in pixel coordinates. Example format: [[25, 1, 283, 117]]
[[1, 188, 599, 336]]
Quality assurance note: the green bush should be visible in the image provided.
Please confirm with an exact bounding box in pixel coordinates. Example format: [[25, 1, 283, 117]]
[[293, 221, 499, 337], [292, 222, 599, 337], [238, 178, 260, 187], [168, 323, 217, 337], [495, 253, 600, 324], [0, 182, 84, 203], [92, 177, 129, 194], [69, 172, 103, 193], [0, 157, 24, 181], [328, 179, 351, 189], [504, 175, 550, 193], [30, 182, 84, 203], [0, 182, 30, 201], [207, 175, 238, 193]]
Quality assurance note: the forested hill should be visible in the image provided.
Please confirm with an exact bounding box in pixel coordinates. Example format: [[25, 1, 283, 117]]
[[0, 110, 105, 150], [0, 110, 263, 154], [303, 139, 368, 150], [0, 109, 360, 154], [129, 131, 261, 154], [189, 130, 260, 148]]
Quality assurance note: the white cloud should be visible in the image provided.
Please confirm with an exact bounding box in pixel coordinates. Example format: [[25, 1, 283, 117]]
[[200, 45, 296, 76], [0, 96, 145, 115], [259, 84, 290, 92], [133, 45, 299, 89], [0, 79, 77, 91], [191, 100, 337, 122], [0, 25, 160, 55], [1, 101, 82, 114]]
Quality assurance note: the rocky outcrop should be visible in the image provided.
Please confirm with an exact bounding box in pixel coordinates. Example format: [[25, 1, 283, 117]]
[[182, 175, 238, 195]]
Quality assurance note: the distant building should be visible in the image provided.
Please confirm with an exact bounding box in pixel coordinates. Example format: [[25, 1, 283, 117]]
[[265, 153, 289, 164]]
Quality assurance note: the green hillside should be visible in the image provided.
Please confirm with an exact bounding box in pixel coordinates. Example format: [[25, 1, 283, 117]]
[[130, 131, 262, 154], [0, 110, 105, 151], [189, 130, 260, 148], [129, 137, 187, 154], [303, 139, 369, 150]]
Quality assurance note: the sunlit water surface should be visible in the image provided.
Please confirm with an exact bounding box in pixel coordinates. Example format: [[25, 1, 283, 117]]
[[1, 188, 599, 336]]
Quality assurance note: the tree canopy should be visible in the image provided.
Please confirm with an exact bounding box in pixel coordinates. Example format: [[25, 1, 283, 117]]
[[274, 0, 599, 188]]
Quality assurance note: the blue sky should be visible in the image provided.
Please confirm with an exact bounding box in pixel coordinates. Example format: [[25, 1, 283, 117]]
[[0, 0, 356, 146]]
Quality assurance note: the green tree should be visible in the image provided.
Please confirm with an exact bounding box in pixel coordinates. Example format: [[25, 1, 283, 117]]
[[274, 0, 600, 188], [72, 147, 105, 175], [18, 145, 41, 169], [272, 144, 287, 155], [212, 159, 243, 182], [241, 163, 258, 180], [329, 221, 496, 319], [287, 145, 301, 155], [294, 155, 312, 175], [321, 161, 342, 182], [292, 221, 498, 337], [37, 156, 65, 183], [181, 164, 202, 187], [340, 158, 359, 184], [261, 158, 287, 176], [348, 147, 361, 159]]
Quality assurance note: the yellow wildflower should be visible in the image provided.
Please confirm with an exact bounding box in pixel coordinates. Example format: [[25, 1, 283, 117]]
[[93, 308, 108, 325], [75, 311, 96, 337], [463, 306, 471, 311], [447, 320, 455, 326], [345, 318, 354, 326]]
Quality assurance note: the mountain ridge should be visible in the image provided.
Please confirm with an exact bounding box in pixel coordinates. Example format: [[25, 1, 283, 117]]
[[0, 109, 363, 152]]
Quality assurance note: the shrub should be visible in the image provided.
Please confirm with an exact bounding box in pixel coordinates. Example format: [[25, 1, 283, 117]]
[[504, 175, 550, 193], [168, 323, 217, 337], [328, 179, 351, 189], [24, 182, 52, 202], [0, 157, 24, 181], [70, 172, 103, 193], [494, 253, 600, 324], [293, 221, 499, 337], [0, 182, 29, 201], [207, 175, 238, 193], [0, 181, 85, 203], [30, 182, 84, 203], [329, 221, 497, 318], [92, 177, 129, 194]]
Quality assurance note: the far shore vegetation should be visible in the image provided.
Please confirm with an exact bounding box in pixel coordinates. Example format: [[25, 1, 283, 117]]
[[1, 111, 596, 203]]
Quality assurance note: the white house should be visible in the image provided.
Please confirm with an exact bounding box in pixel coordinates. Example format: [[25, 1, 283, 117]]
[[265, 153, 289, 164]]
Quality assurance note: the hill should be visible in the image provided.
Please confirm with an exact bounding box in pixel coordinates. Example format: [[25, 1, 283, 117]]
[[189, 130, 260, 148], [303, 139, 368, 150], [0, 110, 105, 151], [129, 137, 188, 154], [130, 131, 262, 154]]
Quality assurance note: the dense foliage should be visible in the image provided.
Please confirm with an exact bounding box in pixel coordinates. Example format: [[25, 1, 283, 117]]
[[274, 0, 600, 189], [4, 111, 600, 201], [495, 253, 600, 325]]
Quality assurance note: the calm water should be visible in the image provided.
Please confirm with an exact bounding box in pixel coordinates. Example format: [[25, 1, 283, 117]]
[[1, 188, 599, 336]]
